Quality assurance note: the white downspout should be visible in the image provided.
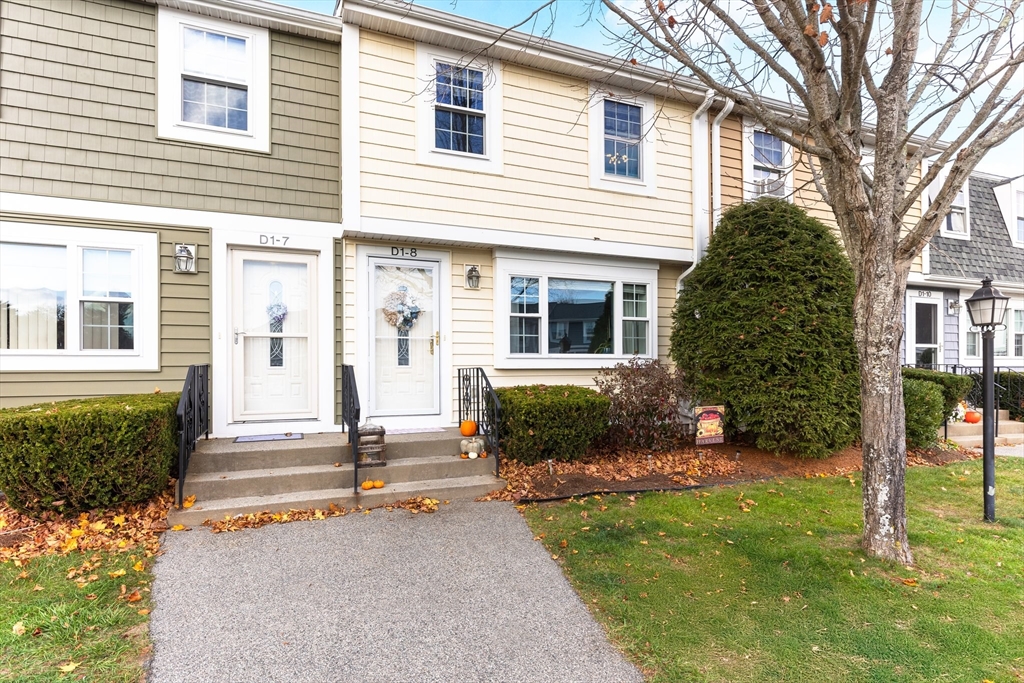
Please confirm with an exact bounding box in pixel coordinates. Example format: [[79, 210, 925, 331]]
[[711, 98, 735, 229], [677, 90, 716, 294]]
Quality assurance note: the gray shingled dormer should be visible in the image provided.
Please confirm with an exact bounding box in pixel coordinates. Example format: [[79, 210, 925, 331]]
[[928, 176, 1024, 283]]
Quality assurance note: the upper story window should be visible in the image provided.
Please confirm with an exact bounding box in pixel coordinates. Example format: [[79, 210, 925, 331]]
[[743, 120, 792, 200], [0, 223, 159, 372], [157, 8, 270, 153], [604, 101, 642, 179], [587, 91, 657, 196], [434, 64, 485, 155], [945, 186, 968, 236], [416, 45, 503, 174], [752, 131, 786, 197]]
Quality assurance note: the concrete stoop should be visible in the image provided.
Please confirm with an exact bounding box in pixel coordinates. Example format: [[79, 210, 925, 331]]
[[940, 410, 1024, 449], [168, 429, 504, 526]]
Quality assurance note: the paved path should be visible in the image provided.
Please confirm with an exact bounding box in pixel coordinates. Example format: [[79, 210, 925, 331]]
[[149, 501, 642, 683], [995, 443, 1023, 458]]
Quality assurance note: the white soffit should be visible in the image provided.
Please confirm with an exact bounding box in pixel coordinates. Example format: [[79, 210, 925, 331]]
[[144, 0, 343, 42]]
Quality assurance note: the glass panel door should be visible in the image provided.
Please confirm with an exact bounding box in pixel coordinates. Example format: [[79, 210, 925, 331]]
[[371, 259, 439, 415], [913, 301, 939, 367], [231, 250, 317, 421]]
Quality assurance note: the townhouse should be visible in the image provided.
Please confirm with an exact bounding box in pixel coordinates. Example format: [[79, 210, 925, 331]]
[[1, 0, 940, 438]]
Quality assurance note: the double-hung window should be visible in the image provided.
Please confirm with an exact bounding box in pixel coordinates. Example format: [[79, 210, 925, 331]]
[[966, 330, 979, 358], [157, 8, 270, 152], [1015, 310, 1023, 357], [604, 101, 642, 179], [752, 131, 786, 197], [0, 223, 158, 371], [416, 45, 503, 173], [945, 187, 968, 235], [434, 63, 485, 155], [498, 253, 657, 367]]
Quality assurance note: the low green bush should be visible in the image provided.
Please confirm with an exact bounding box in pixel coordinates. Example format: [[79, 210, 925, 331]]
[[903, 378, 944, 449], [0, 393, 179, 516], [901, 368, 974, 419], [495, 385, 610, 465]]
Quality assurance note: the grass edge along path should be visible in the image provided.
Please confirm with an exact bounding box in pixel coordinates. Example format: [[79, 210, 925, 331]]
[[525, 458, 1024, 683]]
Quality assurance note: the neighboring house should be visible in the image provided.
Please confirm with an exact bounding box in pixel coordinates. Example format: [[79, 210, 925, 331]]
[[907, 173, 1024, 370], [0, 0, 939, 437]]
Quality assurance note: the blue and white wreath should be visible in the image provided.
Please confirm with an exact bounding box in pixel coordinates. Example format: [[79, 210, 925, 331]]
[[382, 285, 421, 332], [266, 302, 288, 327]]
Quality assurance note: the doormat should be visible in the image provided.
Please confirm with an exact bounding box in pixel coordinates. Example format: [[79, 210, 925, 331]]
[[386, 427, 447, 435], [234, 433, 304, 443]]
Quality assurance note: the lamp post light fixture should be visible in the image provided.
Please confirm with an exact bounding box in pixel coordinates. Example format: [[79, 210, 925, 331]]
[[173, 244, 198, 274], [464, 264, 481, 289], [963, 277, 1010, 522]]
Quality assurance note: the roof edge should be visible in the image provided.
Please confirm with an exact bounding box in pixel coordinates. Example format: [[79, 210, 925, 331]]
[[143, 0, 343, 41]]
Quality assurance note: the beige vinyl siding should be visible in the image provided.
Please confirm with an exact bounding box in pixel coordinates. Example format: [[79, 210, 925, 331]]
[[358, 31, 693, 251], [719, 114, 744, 212], [0, 214, 211, 408], [0, 0, 340, 221]]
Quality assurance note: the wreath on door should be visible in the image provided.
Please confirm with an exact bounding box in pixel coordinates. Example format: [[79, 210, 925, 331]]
[[382, 285, 421, 332]]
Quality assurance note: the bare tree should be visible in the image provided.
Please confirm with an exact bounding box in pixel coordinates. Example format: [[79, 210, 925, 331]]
[[595, 0, 1024, 563]]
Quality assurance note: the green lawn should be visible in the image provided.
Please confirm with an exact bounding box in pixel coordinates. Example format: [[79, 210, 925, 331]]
[[526, 458, 1024, 682], [0, 551, 153, 682]]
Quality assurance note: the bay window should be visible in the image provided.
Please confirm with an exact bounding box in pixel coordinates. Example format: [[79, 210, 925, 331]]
[[497, 252, 657, 368]]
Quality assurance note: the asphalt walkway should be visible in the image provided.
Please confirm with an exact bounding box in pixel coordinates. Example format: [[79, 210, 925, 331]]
[[149, 500, 642, 683]]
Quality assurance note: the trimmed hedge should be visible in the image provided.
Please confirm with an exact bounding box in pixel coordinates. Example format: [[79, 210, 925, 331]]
[[903, 378, 944, 449], [901, 367, 974, 419], [0, 393, 179, 516], [495, 385, 610, 465], [670, 198, 861, 459]]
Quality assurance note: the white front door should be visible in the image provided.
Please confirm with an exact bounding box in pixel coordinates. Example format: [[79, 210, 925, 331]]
[[370, 257, 440, 416], [907, 294, 941, 367], [230, 249, 317, 421]]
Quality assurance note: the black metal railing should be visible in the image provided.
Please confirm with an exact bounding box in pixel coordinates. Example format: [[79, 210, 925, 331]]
[[458, 367, 502, 477], [176, 364, 210, 508], [341, 364, 361, 494]]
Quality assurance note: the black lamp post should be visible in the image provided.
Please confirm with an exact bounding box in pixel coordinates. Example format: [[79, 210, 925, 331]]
[[963, 277, 1009, 522]]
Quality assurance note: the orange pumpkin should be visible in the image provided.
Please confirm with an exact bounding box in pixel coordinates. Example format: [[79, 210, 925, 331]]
[[460, 420, 478, 437], [373, 480, 385, 489], [361, 480, 374, 490], [460, 453, 469, 459], [964, 410, 982, 424]]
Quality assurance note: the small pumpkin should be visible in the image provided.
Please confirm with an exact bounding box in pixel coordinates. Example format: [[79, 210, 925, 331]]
[[361, 480, 374, 491], [373, 480, 385, 489], [964, 410, 982, 424], [460, 420, 478, 437], [460, 453, 469, 459]]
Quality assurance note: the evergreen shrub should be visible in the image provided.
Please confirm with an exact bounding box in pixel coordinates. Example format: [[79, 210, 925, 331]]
[[901, 367, 974, 418], [670, 198, 860, 458], [0, 393, 179, 516], [903, 378, 944, 449], [495, 385, 609, 464], [594, 358, 689, 451]]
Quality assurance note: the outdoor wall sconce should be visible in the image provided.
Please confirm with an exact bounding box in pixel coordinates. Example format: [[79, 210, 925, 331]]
[[465, 264, 481, 289], [947, 299, 962, 316], [173, 244, 198, 274]]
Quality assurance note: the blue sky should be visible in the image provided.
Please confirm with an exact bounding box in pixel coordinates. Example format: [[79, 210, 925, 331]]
[[278, 0, 1021, 178]]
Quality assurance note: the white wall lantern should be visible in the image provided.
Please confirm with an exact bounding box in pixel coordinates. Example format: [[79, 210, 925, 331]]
[[464, 264, 481, 289], [174, 243, 198, 274]]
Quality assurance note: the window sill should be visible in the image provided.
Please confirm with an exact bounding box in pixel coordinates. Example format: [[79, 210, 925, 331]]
[[494, 354, 655, 370], [418, 147, 504, 175], [156, 124, 271, 154], [940, 231, 971, 241], [589, 174, 656, 197], [0, 352, 159, 373]]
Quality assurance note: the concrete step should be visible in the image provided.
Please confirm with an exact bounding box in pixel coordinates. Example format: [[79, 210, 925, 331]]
[[944, 420, 1024, 438], [183, 455, 496, 500], [189, 429, 466, 474], [948, 433, 1024, 449], [168, 474, 503, 527]]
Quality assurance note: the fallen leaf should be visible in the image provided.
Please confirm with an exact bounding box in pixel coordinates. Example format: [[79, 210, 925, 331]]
[[126, 589, 142, 603], [902, 578, 918, 587], [133, 561, 145, 572], [109, 569, 126, 578], [12, 621, 26, 636], [57, 661, 80, 673], [182, 495, 196, 509], [32, 584, 44, 591], [85, 593, 97, 600], [138, 609, 150, 615], [171, 525, 188, 532]]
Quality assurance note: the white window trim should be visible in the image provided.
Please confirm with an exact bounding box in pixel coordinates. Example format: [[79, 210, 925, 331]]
[[741, 118, 794, 201], [964, 328, 980, 359], [926, 163, 970, 241], [415, 43, 503, 175], [0, 222, 159, 372], [587, 88, 657, 196], [993, 178, 1024, 248], [494, 250, 657, 369], [156, 8, 270, 153]]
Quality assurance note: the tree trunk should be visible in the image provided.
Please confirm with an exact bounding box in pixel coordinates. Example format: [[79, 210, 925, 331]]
[[853, 250, 914, 565]]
